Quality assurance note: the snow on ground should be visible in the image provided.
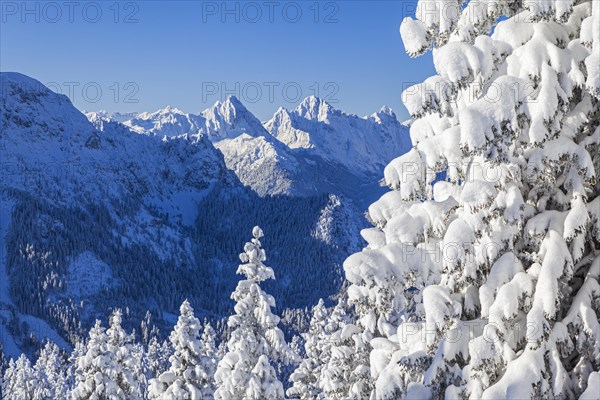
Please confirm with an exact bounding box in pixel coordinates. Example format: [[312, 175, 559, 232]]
[[66, 251, 119, 299], [18, 314, 71, 351]]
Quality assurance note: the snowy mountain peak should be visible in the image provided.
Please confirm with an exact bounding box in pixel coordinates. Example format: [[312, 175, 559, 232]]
[[157, 105, 185, 115], [136, 106, 188, 120], [378, 105, 396, 118], [369, 105, 398, 124], [223, 94, 245, 109], [294, 96, 335, 120], [204, 95, 249, 120], [84, 110, 139, 123], [201, 95, 267, 141]]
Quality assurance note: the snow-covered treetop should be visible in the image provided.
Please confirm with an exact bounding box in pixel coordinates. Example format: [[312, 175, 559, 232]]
[[400, 0, 591, 57], [106, 309, 131, 346], [169, 298, 203, 363], [237, 226, 275, 282]]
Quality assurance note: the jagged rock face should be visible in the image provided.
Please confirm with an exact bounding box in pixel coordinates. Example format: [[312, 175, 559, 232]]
[[214, 134, 307, 196]]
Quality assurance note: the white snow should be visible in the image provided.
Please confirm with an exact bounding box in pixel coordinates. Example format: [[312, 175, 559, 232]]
[[66, 252, 119, 299]]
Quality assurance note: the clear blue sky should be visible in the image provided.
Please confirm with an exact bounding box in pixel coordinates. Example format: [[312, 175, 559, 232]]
[[1, 0, 434, 121]]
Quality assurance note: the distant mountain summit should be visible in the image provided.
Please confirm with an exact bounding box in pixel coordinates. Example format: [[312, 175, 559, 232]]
[[201, 96, 268, 141], [293, 95, 337, 120]]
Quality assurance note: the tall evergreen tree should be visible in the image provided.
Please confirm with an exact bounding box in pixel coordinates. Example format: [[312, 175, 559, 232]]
[[32, 341, 69, 399], [214, 226, 298, 400], [316, 298, 371, 400], [148, 300, 214, 399], [288, 299, 330, 399], [71, 311, 142, 399], [2, 355, 35, 400], [0, 342, 6, 398], [200, 320, 218, 394], [344, 0, 600, 398], [146, 336, 172, 379]]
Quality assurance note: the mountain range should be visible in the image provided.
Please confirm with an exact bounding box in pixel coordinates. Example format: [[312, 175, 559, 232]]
[[0, 72, 410, 358], [91, 94, 411, 204]]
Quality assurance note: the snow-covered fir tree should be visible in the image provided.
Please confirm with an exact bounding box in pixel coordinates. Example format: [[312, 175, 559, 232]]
[[214, 226, 298, 400], [288, 299, 330, 399], [107, 309, 146, 398], [316, 297, 371, 400], [200, 321, 218, 362], [66, 341, 86, 393], [200, 320, 218, 393], [141, 311, 160, 347], [2, 354, 35, 400], [32, 341, 69, 399], [0, 342, 6, 398], [146, 336, 172, 379], [71, 311, 143, 399], [343, 0, 600, 398], [148, 300, 215, 399]]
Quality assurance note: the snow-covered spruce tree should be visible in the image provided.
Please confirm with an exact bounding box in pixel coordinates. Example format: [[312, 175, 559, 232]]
[[200, 320, 218, 392], [148, 300, 214, 399], [32, 341, 69, 399], [107, 309, 147, 398], [200, 321, 218, 362], [66, 341, 86, 392], [71, 311, 143, 399], [2, 354, 35, 399], [344, 0, 600, 399], [316, 297, 372, 400], [287, 299, 329, 399], [146, 336, 172, 379], [214, 226, 298, 400]]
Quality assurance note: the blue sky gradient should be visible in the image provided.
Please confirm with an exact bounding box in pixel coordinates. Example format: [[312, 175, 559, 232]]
[[1, 0, 434, 120]]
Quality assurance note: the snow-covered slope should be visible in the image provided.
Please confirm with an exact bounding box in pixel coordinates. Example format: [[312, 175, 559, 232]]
[[106, 97, 310, 195], [0, 72, 232, 353], [85, 110, 137, 123], [1, 73, 227, 206], [214, 134, 313, 196]]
